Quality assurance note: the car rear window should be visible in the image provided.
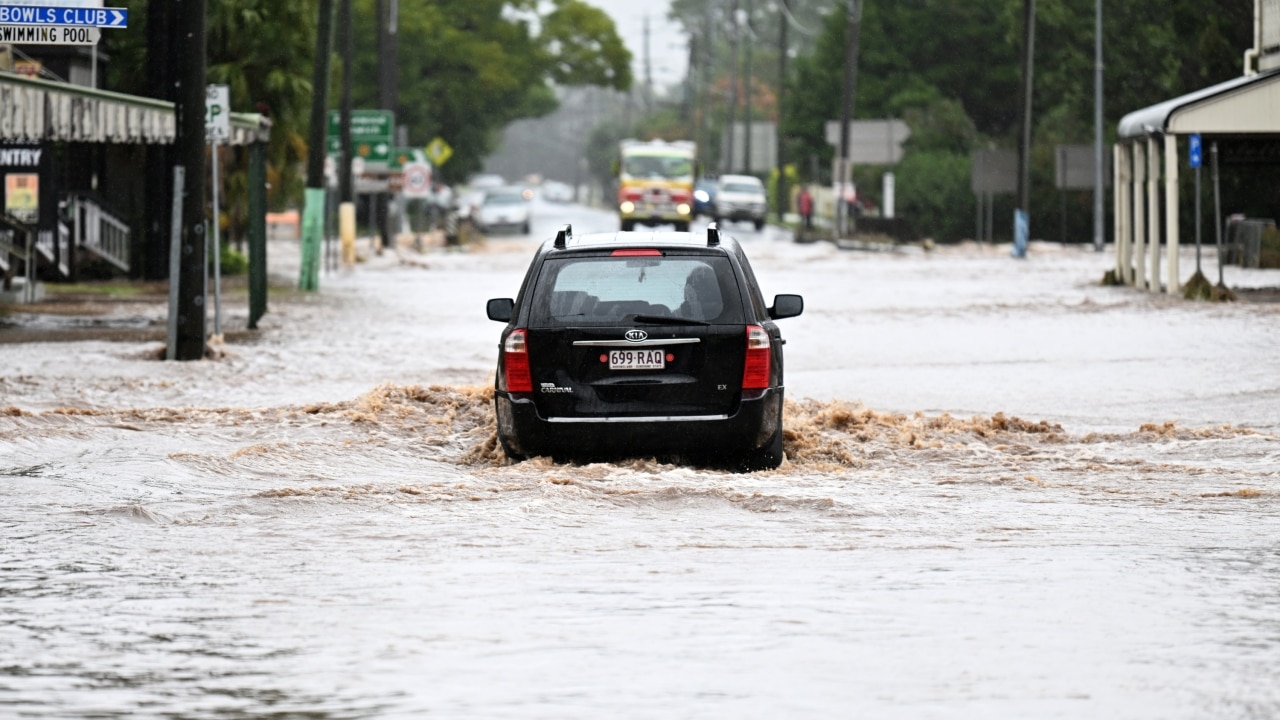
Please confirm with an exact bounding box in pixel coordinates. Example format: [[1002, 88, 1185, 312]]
[[484, 192, 525, 205], [721, 182, 763, 194], [529, 255, 744, 326]]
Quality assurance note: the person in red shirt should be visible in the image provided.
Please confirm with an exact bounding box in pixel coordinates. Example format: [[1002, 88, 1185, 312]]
[[797, 186, 814, 229]]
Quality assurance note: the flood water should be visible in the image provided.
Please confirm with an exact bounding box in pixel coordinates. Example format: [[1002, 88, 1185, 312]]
[[3, 201, 1279, 718]]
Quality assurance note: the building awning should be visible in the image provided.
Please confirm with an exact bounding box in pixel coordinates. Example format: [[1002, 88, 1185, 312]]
[[0, 71, 270, 145], [1117, 69, 1280, 139]]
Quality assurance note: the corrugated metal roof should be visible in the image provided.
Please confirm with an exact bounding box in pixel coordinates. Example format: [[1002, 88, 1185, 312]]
[[1117, 70, 1280, 139], [0, 71, 270, 145]]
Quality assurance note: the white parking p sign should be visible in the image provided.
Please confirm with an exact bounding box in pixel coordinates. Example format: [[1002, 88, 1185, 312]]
[[206, 85, 230, 142]]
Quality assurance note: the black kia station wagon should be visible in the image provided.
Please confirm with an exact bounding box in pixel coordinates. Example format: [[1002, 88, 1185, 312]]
[[485, 224, 803, 471]]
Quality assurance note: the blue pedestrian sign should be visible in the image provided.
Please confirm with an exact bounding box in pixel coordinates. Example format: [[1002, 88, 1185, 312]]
[[1188, 134, 1202, 169], [0, 5, 128, 27]]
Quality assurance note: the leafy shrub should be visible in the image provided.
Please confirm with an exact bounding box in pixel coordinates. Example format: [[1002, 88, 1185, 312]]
[[220, 244, 248, 276], [894, 150, 974, 242]]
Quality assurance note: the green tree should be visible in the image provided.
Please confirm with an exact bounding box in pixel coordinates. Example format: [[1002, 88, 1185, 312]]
[[106, 0, 316, 234], [780, 0, 1258, 242], [355, 0, 631, 183]]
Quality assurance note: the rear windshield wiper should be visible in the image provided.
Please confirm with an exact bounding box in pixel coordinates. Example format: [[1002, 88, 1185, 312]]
[[630, 314, 710, 326]]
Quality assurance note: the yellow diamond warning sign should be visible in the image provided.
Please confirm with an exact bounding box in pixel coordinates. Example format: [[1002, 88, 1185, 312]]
[[425, 137, 452, 166]]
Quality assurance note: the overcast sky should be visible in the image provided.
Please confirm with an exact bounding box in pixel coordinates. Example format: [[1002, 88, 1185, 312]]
[[585, 0, 689, 92]]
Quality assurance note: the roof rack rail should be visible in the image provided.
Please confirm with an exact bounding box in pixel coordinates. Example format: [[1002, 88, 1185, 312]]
[[553, 224, 573, 249], [706, 222, 720, 247]]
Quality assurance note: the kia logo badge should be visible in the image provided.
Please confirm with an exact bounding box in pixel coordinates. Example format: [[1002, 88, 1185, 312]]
[[624, 329, 648, 342]]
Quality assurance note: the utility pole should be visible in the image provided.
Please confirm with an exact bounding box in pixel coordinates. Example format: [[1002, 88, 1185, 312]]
[[725, 0, 739, 174], [837, 0, 862, 237], [376, 0, 398, 253], [1014, 0, 1036, 258], [776, 0, 790, 219], [643, 14, 653, 112], [142, 0, 172, 281], [171, 0, 207, 360], [300, 0, 335, 290], [699, 0, 714, 170], [338, 0, 356, 266], [1092, 0, 1104, 252], [743, 0, 753, 176]]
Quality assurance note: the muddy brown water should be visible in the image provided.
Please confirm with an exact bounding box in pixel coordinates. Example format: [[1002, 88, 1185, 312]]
[[4, 383, 1277, 717], [3, 220, 1280, 716]]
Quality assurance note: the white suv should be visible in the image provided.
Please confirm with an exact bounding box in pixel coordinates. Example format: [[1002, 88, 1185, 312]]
[[714, 174, 767, 231]]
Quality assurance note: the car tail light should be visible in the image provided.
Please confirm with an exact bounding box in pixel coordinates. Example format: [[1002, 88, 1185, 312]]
[[611, 249, 662, 256], [742, 325, 771, 389], [621, 187, 644, 202], [503, 329, 533, 393]]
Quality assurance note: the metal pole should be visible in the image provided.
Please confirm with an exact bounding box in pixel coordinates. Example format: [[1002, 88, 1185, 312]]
[[744, 0, 753, 175], [1014, 0, 1035, 258], [976, 190, 983, 243], [211, 140, 222, 337], [166, 166, 185, 361], [725, 0, 739, 174], [776, 0, 790, 219], [1092, 0, 1104, 251], [1195, 163, 1202, 273], [340, 0, 353, 207], [24, 231, 33, 304], [986, 191, 994, 243], [248, 142, 267, 329], [1212, 142, 1224, 287], [837, 0, 862, 237]]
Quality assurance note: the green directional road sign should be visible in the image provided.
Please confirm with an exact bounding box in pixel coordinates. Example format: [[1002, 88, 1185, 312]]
[[326, 109, 393, 163], [388, 147, 425, 171]]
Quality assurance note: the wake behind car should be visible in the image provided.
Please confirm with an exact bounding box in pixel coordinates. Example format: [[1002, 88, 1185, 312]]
[[485, 224, 803, 470]]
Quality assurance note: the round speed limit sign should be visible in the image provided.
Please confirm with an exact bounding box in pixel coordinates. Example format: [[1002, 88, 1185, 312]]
[[402, 162, 432, 198]]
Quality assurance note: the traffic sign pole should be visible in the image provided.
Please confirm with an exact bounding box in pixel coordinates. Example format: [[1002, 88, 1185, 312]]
[[1191, 134, 1202, 273]]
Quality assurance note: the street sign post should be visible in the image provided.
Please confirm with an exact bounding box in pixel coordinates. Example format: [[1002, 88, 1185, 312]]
[[0, 24, 99, 44], [205, 85, 230, 339], [1190, 133, 1203, 272], [0, 5, 127, 26]]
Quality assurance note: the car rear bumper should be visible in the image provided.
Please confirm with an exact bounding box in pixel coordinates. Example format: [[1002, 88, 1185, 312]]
[[621, 209, 692, 225], [718, 207, 765, 222], [496, 387, 783, 459]]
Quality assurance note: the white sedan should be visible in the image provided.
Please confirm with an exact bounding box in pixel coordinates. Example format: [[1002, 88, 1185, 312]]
[[473, 187, 533, 235]]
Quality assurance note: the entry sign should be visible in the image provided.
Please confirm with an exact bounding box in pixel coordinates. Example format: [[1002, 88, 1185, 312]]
[[0, 5, 128, 27], [1189, 133, 1203, 169], [205, 84, 230, 142]]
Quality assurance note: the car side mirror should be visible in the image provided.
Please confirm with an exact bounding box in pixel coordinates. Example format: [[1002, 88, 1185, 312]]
[[487, 298, 514, 322], [769, 294, 803, 320]]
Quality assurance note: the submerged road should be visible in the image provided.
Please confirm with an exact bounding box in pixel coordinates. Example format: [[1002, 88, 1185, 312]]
[[2, 196, 1279, 717]]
